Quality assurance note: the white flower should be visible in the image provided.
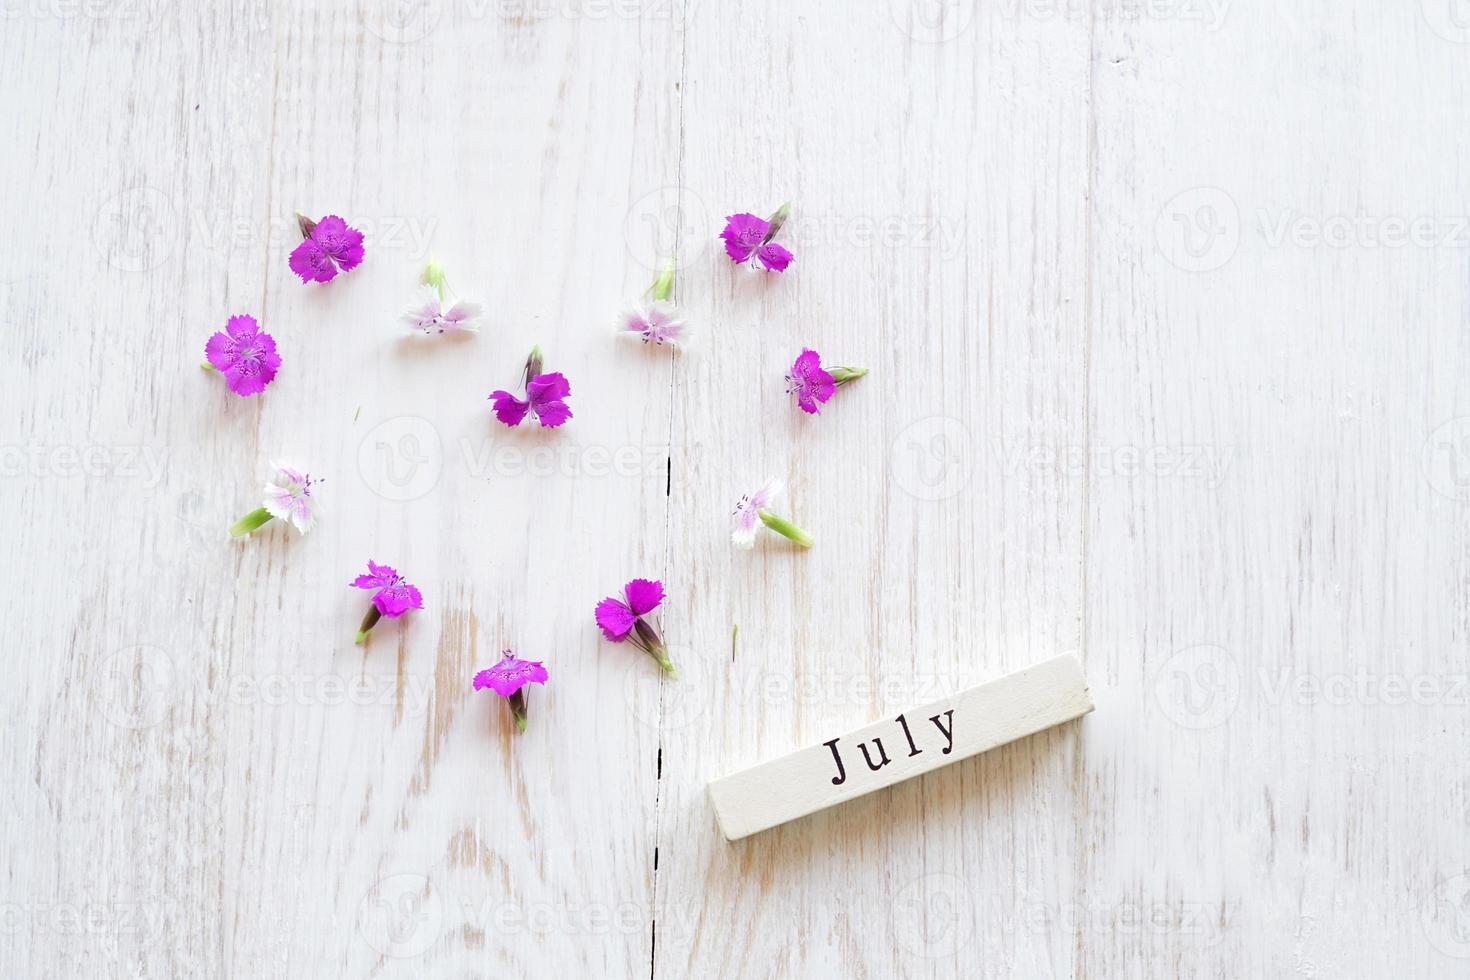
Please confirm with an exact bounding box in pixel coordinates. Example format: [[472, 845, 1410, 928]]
[[401, 286, 483, 335], [262, 461, 321, 534], [617, 300, 691, 349], [731, 479, 783, 549]]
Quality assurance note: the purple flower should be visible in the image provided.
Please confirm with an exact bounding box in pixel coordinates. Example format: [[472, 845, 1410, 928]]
[[732, 479, 813, 550], [785, 348, 867, 415], [489, 346, 573, 428], [289, 213, 364, 284], [352, 560, 423, 617], [721, 203, 794, 272], [618, 301, 691, 348], [786, 348, 835, 414], [595, 578, 674, 675], [595, 578, 663, 640], [474, 650, 550, 733], [205, 314, 281, 396], [474, 652, 550, 696], [350, 560, 423, 643]]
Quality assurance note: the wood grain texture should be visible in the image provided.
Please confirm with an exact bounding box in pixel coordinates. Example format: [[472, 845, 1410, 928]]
[[3, 0, 1469, 977]]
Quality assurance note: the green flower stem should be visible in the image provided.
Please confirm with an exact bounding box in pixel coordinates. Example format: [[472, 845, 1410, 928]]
[[758, 509, 814, 548], [632, 619, 677, 677], [829, 366, 868, 387], [523, 345, 544, 387], [420, 255, 449, 301], [509, 690, 529, 734], [763, 202, 791, 242], [201, 361, 217, 372], [649, 649, 678, 677], [649, 256, 675, 302], [354, 605, 382, 645], [228, 506, 274, 538]]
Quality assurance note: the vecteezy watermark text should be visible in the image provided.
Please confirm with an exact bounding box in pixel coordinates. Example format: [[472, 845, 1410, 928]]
[[0, 445, 167, 488]]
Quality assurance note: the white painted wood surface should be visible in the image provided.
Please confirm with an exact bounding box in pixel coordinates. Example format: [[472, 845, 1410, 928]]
[[709, 656, 1094, 840], [4, 0, 1470, 976]]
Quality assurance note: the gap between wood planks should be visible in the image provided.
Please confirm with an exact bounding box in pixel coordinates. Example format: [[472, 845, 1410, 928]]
[[650, 5, 690, 977]]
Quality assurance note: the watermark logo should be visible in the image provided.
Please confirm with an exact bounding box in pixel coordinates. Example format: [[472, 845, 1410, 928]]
[[359, 0, 444, 42], [997, 0, 1229, 29], [492, 0, 687, 21], [890, 416, 973, 501], [359, 416, 443, 502], [1155, 187, 1239, 272], [1421, 0, 1470, 43], [624, 186, 711, 271], [95, 646, 174, 730], [889, 0, 974, 42], [0, 444, 168, 487], [357, 873, 444, 958], [1256, 209, 1470, 250], [990, 440, 1233, 488], [94, 186, 174, 273], [623, 649, 707, 732], [0, 0, 162, 23], [1423, 873, 1470, 958], [1422, 417, 1470, 501], [788, 210, 968, 260], [1152, 644, 1240, 729], [893, 873, 976, 958], [0, 899, 174, 940]]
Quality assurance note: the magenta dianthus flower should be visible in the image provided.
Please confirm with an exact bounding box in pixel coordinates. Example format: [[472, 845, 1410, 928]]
[[489, 346, 572, 428], [721, 203, 794, 272], [289, 213, 364, 284], [474, 651, 550, 733], [786, 348, 866, 415], [595, 578, 674, 675], [204, 314, 280, 396], [351, 560, 423, 643]]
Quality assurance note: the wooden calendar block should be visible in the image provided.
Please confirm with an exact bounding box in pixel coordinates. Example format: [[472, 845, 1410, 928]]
[[707, 655, 1094, 840]]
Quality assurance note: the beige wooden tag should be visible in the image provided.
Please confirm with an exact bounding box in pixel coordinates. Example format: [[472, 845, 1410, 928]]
[[707, 655, 1094, 840]]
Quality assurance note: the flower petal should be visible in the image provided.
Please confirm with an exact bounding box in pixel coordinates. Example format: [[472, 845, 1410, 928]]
[[720, 213, 768, 263], [623, 578, 664, 616], [595, 597, 636, 641], [374, 583, 423, 618], [750, 479, 782, 511], [205, 331, 236, 371], [352, 560, 395, 589], [475, 655, 549, 697], [442, 300, 483, 331], [757, 242, 793, 272], [225, 314, 259, 340], [532, 399, 573, 428], [312, 215, 365, 270], [401, 290, 442, 332], [289, 239, 336, 283], [489, 390, 530, 427], [527, 372, 571, 403]]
